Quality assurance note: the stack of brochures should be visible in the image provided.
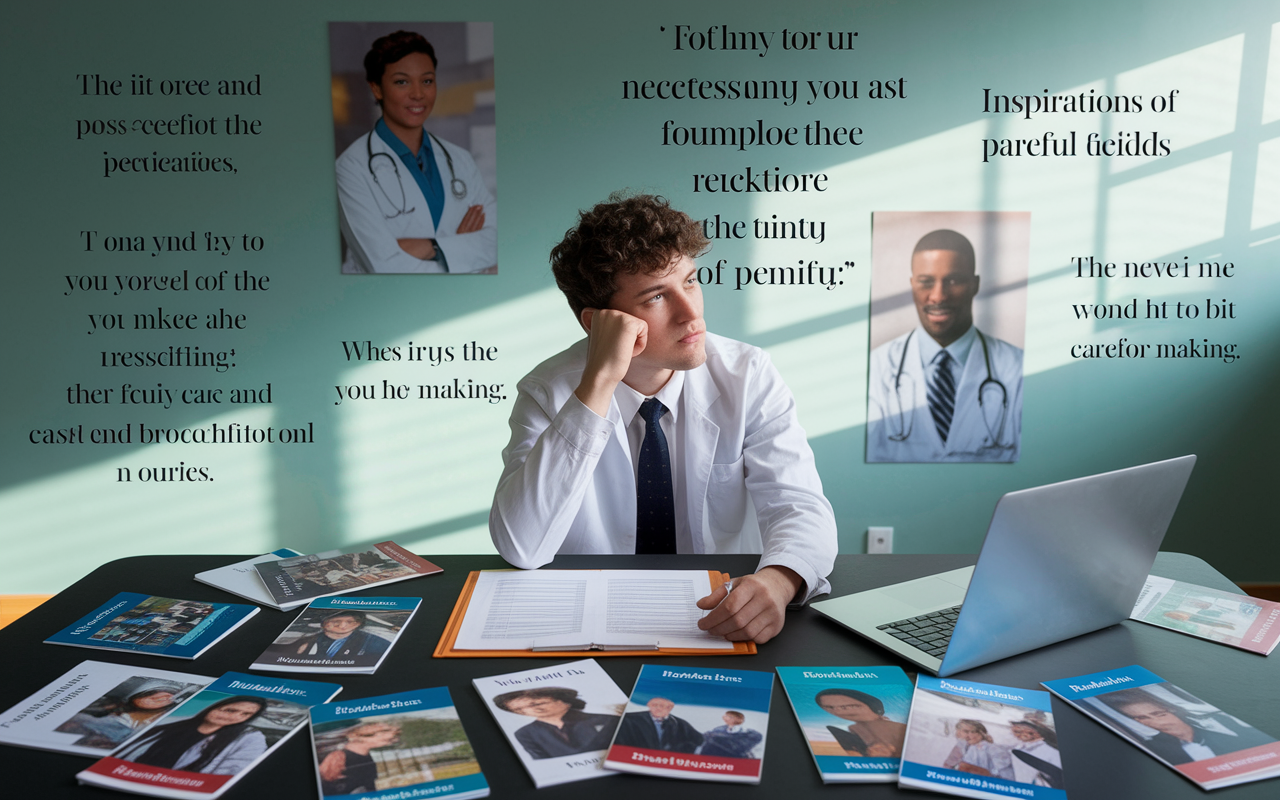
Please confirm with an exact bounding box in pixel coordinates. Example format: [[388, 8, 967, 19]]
[[193, 549, 302, 606], [253, 541, 442, 611], [1131, 575, 1280, 655], [899, 675, 1066, 799]]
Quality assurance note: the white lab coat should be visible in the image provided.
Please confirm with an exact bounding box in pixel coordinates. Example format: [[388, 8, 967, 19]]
[[335, 128, 496, 274], [866, 327, 1022, 462], [489, 334, 837, 602]]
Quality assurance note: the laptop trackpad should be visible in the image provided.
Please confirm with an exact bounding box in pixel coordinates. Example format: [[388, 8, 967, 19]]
[[881, 578, 966, 609]]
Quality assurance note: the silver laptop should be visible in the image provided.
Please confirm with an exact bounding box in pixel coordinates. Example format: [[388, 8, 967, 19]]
[[811, 455, 1196, 676]]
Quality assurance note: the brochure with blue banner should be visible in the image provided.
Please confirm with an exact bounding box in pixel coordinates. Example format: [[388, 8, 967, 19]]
[[899, 675, 1066, 800], [776, 666, 912, 782], [251, 596, 420, 674], [1043, 665, 1280, 790], [45, 593, 259, 660], [77, 672, 341, 799], [310, 687, 489, 800], [603, 664, 773, 784]]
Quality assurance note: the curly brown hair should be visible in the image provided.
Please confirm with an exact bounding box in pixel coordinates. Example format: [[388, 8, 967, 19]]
[[550, 192, 709, 318]]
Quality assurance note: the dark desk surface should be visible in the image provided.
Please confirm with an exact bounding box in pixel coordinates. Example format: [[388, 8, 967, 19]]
[[1, 553, 1276, 799]]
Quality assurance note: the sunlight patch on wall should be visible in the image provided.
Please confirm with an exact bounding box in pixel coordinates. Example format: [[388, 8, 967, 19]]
[[401, 522, 494, 556], [1262, 22, 1280, 124], [1111, 35, 1243, 173], [1104, 153, 1232, 276], [743, 122, 986, 336], [0, 407, 275, 594], [765, 322, 865, 438], [336, 288, 579, 545], [1251, 136, 1280, 229]]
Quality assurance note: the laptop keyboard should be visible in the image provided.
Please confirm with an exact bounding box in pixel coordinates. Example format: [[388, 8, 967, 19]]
[[876, 605, 962, 659]]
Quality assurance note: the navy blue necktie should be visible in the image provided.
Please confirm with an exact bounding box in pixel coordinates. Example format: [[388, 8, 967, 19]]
[[927, 351, 956, 442], [636, 398, 676, 554]]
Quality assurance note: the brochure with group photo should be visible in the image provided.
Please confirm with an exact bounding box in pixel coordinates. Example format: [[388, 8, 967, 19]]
[[1043, 665, 1280, 790], [472, 658, 627, 787], [253, 541, 442, 610], [776, 666, 913, 783], [310, 687, 489, 800], [603, 664, 773, 783], [1130, 575, 1280, 655], [44, 593, 259, 659], [899, 675, 1066, 800], [250, 596, 419, 674], [77, 672, 341, 799], [0, 661, 212, 757]]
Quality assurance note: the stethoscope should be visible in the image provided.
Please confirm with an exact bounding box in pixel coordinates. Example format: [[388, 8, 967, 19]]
[[886, 329, 1010, 449], [366, 128, 467, 218]]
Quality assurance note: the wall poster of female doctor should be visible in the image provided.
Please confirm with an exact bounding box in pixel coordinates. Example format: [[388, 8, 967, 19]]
[[865, 211, 1029, 463], [329, 22, 497, 274]]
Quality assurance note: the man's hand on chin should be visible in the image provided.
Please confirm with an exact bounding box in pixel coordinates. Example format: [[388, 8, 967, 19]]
[[695, 565, 803, 644]]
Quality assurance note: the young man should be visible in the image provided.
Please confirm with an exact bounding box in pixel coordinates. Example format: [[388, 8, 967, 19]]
[[489, 193, 836, 644]]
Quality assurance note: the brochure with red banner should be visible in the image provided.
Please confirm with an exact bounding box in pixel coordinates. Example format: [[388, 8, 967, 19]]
[[603, 664, 772, 784], [77, 672, 341, 799], [1043, 666, 1280, 791]]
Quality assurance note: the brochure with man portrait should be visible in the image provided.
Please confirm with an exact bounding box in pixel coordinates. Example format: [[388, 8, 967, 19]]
[[776, 666, 913, 782], [1043, 666, 1280, 790], [250, 596, 420, 674], [899, 675, 1066, 800], [604, 664, 773, 784], [472, 658, 627, 787]]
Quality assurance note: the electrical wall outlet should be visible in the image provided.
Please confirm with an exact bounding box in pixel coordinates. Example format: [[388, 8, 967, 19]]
[[867, 526, 894, 554]]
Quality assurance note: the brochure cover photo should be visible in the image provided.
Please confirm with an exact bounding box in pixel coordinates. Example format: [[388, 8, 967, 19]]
[[0, 661, 211, 756], [310, 687, 488, 800], [1043, 665, 1280, 790], [254, 541, 442, 610], [473, 658, 626, 787], [251, 597, 420, 674], [78, 672, 341, 799], [604, 664, 773, 783], [1131, 576, 1280, 655], [899, 675, 1066, 800], [45, 593, 259, 659], [776, 666, 913, 783]]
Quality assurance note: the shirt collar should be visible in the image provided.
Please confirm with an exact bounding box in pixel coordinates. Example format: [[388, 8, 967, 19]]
[[374, 117, 433, 165], [915, 323, 979, 368], [615, 370, 685, 425]]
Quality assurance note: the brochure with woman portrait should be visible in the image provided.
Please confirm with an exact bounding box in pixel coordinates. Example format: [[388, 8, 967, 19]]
[[250, 597, 420, 674], [472, 658, 627, 788], [899, 675, 1066, 800], [0, 661, 211, 757], [1043, 665, 1280, 790], [310, 687, 489, 800], [76, 672, 341, 799], [776, 666, 913, 783], [603, 664, 773, 784]]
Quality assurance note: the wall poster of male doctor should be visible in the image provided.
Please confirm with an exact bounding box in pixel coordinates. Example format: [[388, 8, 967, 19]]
[[866, 211, 1029, 463], [329, 21, 498, 275]]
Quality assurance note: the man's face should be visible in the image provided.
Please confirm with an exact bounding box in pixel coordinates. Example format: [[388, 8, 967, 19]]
[[647, 698, 675, 718], [322, 614, 363, 639], [607, 255, 706, 374], [1119, 702, 1193, 739], [1010, 725, 1042, 743], [910, 248, 979, 347], [723, 713, 744, 726]]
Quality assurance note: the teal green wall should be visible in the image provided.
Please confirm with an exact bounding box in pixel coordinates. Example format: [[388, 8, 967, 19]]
[[2, 1, 1277, 593]]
